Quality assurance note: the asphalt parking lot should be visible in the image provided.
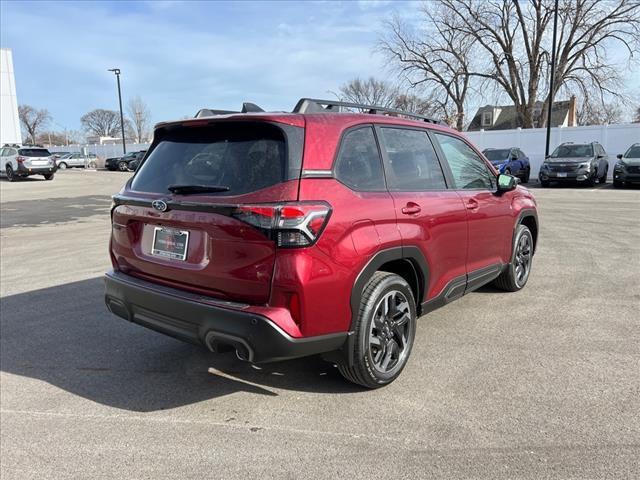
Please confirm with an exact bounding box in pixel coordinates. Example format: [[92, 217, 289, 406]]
[[1, 170, 639, 479]]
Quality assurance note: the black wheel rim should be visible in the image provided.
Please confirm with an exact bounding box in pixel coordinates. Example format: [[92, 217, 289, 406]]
[[368, 290, 412, 375], [514, 233, 532, 287]]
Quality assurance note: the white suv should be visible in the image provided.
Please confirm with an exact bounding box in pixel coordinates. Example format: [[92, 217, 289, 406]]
[[1, 144, 57, 182]]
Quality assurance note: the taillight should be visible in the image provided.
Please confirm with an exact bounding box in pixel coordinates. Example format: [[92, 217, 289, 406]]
[[16, 156, 26, 164], [233, 202, 331, 248]]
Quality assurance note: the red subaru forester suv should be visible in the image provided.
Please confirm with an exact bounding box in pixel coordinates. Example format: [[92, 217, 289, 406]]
[[105, 98, 538, 388]]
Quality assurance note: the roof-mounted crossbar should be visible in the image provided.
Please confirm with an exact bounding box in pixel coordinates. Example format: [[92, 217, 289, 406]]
[[195, 102, 265, 118], [292, 98, 443, 124]]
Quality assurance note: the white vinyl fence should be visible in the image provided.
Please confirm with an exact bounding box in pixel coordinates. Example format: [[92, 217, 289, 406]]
[[464, 123, 640, 177]]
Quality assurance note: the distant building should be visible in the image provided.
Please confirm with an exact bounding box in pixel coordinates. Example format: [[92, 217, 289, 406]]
[[0, 48, 21, 145], [467, 96, 577, 131]]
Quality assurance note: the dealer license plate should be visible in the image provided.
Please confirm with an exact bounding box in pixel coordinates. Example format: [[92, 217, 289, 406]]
[[151, 227, 189, 260], [557, 172, 567, 178]]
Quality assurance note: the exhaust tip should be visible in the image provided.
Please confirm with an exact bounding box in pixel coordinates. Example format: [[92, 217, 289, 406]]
[[204, 331, 254, 362]]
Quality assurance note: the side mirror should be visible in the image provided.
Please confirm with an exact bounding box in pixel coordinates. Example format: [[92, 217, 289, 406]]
[[545, 155, 550, 159], [617, 154, 623, 159], [597, 154, 604, 159], [497, 173, 518, 193], [510, 153, 518, 160]]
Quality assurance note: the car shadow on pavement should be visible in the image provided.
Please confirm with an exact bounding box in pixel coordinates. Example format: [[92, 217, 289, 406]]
[[0, 278, 362, 412], [1, 195, 112, 229]]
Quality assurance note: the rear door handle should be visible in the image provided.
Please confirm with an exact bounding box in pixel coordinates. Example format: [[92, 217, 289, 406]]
[[465, 198, 479, 210], [401, 202, 421, 215]]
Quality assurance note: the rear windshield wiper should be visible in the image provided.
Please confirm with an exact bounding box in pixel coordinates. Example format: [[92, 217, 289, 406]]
[[167, 184, 230, 194]]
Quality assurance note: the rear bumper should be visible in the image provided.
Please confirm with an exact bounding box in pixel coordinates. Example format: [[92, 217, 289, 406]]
[[104, 270, 347, 363], [17, 164, 56, 175]]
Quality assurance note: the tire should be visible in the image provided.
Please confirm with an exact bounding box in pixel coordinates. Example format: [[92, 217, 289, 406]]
[[43, 173, 54, 181], [57, 162, 68, 170], [504, 168, 511, 176], [494, 224, 533, 292], [540, 180, 550, 187], [118, 161, 128, 172], [522, 167, 530, 183], [598, 167, 607, 184], [585, 172, 596, 187], [6, 165, 16, 182], [338, 271, 417, 389], [613, 180, 624, 188]]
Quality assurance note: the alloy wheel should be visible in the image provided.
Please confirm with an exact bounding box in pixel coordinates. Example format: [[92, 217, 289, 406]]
[[368, 290, 413, 375], [514, 232, 532, 287]]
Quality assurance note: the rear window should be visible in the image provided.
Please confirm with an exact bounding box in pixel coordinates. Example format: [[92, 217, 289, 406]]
[[131, 122, 302, 196], [18, 148, 51, 157]]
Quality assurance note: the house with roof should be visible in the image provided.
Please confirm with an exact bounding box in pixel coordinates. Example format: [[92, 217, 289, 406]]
[[467, 96, 577, 131]]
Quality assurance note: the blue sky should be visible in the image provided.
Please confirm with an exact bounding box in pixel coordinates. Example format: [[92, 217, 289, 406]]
[[1, 0, 418, 131], [2, 0, 638, 133]]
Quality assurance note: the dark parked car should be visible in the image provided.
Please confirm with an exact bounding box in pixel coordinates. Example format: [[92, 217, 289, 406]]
[[105, 98, 538, 388], [105, 150, 146, 171], [538, 141, 609, 187], [482, 147, 531, 182], [613, 143, 640, 188]]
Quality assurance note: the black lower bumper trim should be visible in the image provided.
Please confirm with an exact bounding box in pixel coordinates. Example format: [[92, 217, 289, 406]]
[[104, 270, 347, 363], [17, 165, 56, 175]]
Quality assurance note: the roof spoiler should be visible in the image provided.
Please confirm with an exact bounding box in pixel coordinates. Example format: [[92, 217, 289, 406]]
[[194, 102, 265, 118]]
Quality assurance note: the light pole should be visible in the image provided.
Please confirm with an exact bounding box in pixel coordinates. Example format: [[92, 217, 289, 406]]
[[545, 0, 559, 157], [108, 68, 127, 154]]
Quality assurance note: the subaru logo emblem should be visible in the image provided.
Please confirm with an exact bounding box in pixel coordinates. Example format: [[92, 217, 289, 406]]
[[152, 200, 168, 212]]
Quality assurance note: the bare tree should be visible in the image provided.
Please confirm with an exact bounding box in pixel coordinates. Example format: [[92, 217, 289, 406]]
[[127, 96, 151, 143], [380, 8, 475, 130], [424, 0, 640, 128], [336, 77, 400, 107], [81, 109, 125, 138], [393, 92, 439, 117], [576, 97, 623, 125], [18, 105, 51, 143], [634, 106, 640, 123]]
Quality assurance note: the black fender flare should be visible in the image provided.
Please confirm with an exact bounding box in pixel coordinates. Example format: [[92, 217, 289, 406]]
[[339, 246, 429, 366], [514, 209, 538, 257]]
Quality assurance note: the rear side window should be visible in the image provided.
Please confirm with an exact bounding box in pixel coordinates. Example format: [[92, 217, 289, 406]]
[[334, 127, 385, 191], [18, 149, 51, 157], [380, 128, 447, 191], [131, 122, 302, 196], [435, 133, 495, 190]]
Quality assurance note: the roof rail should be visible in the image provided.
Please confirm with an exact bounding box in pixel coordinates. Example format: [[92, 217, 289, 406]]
[[194, 102, 265, 118], [292, 98, 443, 125]]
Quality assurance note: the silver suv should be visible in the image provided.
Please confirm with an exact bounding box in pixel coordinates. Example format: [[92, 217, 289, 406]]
[[1, 144, 56, 182], [539, 141, 609, 187]]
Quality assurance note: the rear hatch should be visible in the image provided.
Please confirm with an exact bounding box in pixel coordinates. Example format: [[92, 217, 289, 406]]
[[18, 148, 54, 168], [110, 119, 305, 305]]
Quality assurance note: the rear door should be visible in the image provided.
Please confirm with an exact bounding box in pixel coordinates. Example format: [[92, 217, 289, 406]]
[[431, 132, 514, 283], [18, 148, 53, 169], [377, 126, 468, 302], [111, 120, 304, 304]]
